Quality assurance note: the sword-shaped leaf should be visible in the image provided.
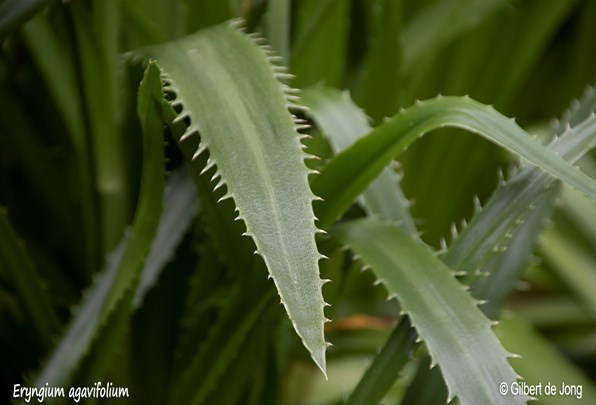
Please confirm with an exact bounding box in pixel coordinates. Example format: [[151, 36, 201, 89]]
[[136, 21, 328, 373]]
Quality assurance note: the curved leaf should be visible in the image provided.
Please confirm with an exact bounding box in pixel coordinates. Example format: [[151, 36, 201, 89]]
[[300, 86, 416, 235], [313, 95, 596, 229], [332, 218, 526, 405], [137, 21, 328, 373]]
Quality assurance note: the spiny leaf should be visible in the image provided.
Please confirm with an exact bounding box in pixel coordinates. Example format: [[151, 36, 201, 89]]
[[136, 21, 328, 374], [313, 95, 596, 229], [333, 218, 526, 405], [161, 97, 256, 274], [413, 89, 596, 395], [35, 61, 166, 387], [300, 86, 416, 235], [447, 87, 596, 279]]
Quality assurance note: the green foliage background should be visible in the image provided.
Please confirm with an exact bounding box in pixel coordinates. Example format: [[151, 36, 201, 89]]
[[0, 0, 595, 404]]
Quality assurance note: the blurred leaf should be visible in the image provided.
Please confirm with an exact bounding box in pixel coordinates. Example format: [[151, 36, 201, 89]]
[[540, 226, 596, 319], [292, 0, 349, 88], [132, 166, 199, 308], [0, 0, 52, 37], [0, 209, 58, 348], [170, 274, 274, 405], [346, 317, 416, 405], [21, 13, 98, 274], [401, 0, 506, 73], [496, 314, 596, 405], [352, 0, 403, 120], [70, 0, 129, 253], [266, 0, 290, 64]]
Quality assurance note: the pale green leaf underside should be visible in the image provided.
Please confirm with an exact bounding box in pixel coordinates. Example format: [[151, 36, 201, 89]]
[[332, 218, 526, 405], [313, 95, 596, 228], [137, 22, 327, 373]]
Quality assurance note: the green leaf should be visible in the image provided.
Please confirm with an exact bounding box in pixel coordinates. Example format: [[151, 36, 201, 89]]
[[313, 95, 596, 229], [345, 317, 417, 405], [540, 225, 596, 319], [461, 90, 596, 315], [472, 189, 558, 319], [332, 218, 525, 405], [300, 86, 416, 234], [266, 0, 290, 65], [35, 61, 166, 387], [170, 274, 274, 405], [161, 99, 256, 273], [446, 87, 595, 276], [291, 0, 350, 88], [0, 0, 51, 37], [136, 21, 328, 374], [71, 0, 129, 253], [132, 166, 199, 308], [0, 208, 59, 348], [21, 14, 99, 273], [352, 0, 404, 120], [401, 0, 506, 73]]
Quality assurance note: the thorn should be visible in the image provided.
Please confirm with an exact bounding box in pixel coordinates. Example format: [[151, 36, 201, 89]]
[[173, 112, 190, 125], [286, 103, 309, 112], [272, 65, 289, 73], [192, 143, 209, 157], [210, 171, 220, 182], [180, 130, 195, 142], [473, 195, 481, 212], [285, 87, 300, 95], [200, 158, 217, 175], [440, 238, 447, 251], [275, 73, 295, 81], [213, 178, 226, 192], [217, 193, 232, 203]]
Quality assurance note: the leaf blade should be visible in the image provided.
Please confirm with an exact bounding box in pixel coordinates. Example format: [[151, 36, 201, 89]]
[[332, 218, 525, 405], [138, 22, 328, 373], [313, 96, 596, 229], [301, 86, 416, 235]]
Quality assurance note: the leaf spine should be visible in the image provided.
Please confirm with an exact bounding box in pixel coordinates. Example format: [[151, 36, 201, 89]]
[[173, 112, 190, 125], [200, 158, 217, 174]]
